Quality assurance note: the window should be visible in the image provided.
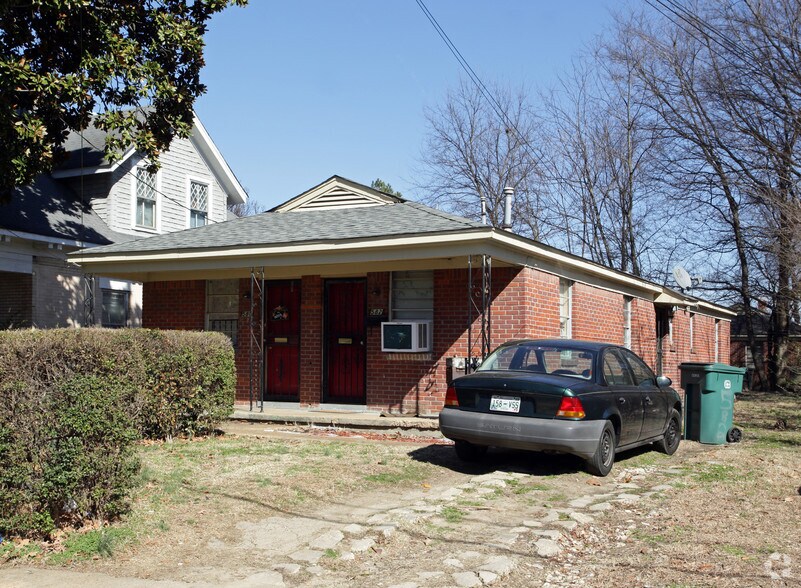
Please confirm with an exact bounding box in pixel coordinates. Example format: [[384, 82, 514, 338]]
[[715, 319, 720, 362], [135, 166, 157, 228], [623, 297, 632, 349], [559, 278, 573, 338], [207, 279, 239, 346], [102, 290, 129, 328], [689, 312, 695, 351], [391, 270, 433, 321], [190, 181, 209, 227], [622, 349, 657, 387], [603, 349, 633, 386]]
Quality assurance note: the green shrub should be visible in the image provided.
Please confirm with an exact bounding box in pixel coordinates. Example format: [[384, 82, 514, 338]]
[[0, 328, 235, 539]]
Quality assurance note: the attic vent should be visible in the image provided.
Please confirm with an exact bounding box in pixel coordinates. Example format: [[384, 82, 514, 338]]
[[292, 187, 385, 211]]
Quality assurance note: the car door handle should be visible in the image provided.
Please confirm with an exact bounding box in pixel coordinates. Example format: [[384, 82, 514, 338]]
[[644, 396, 653, 405], [618, 397, 626, 404]]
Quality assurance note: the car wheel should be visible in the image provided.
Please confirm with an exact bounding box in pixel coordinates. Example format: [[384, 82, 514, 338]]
[[657, 409, 682, 455], [586, 421, 616, 477], [454, 440, 488, 462]]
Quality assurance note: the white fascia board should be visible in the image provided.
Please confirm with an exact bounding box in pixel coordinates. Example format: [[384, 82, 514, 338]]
[[0, 228, 87, 249], [695, 301, 737, 319], [72, 228, 662, 300], [50, 146, 134, 178], [190, 116, 248, 206], [490, 231, 663, 295], [71, 229, 495, 266]]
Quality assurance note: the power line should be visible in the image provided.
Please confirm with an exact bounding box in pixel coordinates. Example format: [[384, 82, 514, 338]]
[[413, 0, 544, 168]]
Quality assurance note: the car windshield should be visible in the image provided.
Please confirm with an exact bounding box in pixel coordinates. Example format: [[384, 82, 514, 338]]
[[476, 343, 596, 380]]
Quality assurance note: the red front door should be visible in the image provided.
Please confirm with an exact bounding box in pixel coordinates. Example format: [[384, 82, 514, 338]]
[[325, 280, 366, 404], [265, 280, 301, 401]]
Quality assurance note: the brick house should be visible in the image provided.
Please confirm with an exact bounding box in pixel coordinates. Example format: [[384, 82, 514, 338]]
[[0, 115, 247, 329], [72, 176, 734, 415]]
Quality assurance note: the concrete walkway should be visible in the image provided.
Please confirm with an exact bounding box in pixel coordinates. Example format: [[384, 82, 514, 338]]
[[229, 402, 441, 437]]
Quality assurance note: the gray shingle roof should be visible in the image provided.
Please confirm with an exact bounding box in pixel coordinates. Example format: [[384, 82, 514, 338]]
[[57, 124, 112, 170], [81, 202, 486, 256], [1, 175, 133, 245]]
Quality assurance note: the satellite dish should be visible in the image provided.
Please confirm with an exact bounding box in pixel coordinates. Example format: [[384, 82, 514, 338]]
[[673, 266, 692, 290]]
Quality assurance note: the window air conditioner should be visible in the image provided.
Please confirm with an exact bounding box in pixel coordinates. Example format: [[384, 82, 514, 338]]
[[381, 321, 432, 352]]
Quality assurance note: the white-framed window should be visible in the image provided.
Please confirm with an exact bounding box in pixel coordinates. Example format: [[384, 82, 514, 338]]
[[668, 312, 674, 345], [689, 312, 695, 351], [559, 278, 573, 338], [715, 319, 720, 362], [745, 346, 754, 368], [101, 289, 129, 328], [135, 166, 158, 229], [623, 296, 632, 349], [189, 180, 209, 228], [207, 279, 239, 346], [390, 270, 433, 321]]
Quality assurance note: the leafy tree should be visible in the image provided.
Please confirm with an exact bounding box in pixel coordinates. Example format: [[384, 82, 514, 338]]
[[0, 0, 247, 199], [370, 178, 403, 198]]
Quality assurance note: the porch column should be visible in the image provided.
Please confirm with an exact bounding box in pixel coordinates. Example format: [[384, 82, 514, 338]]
[[299, 275, 323, 406]]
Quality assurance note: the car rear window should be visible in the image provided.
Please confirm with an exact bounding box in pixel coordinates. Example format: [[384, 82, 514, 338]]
[[477, 344, 595, 379]]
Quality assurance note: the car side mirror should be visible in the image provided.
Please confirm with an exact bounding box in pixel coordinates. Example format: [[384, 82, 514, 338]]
[[656, 375, 672, 388]]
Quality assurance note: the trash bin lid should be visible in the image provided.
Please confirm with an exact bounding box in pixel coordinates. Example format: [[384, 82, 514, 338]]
[[678, 362, 746, 375]]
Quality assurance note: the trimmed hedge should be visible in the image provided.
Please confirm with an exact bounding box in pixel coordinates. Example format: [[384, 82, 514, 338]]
[[0, 328, 235, 538]]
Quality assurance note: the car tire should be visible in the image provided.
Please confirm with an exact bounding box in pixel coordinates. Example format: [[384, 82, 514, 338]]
[[454, 440, 488, 462], [657, 409, 682, 455], [586, 421, 616, 477]]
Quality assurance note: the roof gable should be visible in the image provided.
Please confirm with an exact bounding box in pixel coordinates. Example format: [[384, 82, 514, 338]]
[[271, 176, 403, 212], [51, 114, 247, 205]]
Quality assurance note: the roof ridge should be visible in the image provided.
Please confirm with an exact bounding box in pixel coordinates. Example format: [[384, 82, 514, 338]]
[[401, 201, 484, 229]]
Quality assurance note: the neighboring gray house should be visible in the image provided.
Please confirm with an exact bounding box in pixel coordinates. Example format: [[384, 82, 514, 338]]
[[0, 115, 247, 329]]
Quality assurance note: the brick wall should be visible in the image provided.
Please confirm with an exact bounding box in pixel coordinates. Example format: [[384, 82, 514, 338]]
[[299, 275, 322, 407], [142, 280, 206, 330], [142, 268, 733, 414], [234, 277, 256, 403], [0, 270, 32, 328], [572, 282, 625, 343]]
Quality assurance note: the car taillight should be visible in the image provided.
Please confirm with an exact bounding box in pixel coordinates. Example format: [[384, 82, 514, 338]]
[[557, 395, 585, 419], [444, 385, 459, 407]]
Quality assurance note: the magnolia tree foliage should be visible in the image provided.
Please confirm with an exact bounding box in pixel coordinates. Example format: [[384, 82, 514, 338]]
[[0, 0, 246, 198]]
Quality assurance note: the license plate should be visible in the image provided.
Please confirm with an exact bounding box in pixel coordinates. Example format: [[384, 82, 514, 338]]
[[489, 395, 521, 413]]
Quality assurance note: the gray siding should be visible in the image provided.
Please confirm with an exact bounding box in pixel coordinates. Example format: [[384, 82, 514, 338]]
[[104, 135, 230, 236]]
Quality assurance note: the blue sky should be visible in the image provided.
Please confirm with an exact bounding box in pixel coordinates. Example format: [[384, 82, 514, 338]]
[[196, 1, 632, 210]]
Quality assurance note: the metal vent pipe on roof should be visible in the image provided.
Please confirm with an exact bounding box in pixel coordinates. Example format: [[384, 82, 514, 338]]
[[502, 186, 514, 230]]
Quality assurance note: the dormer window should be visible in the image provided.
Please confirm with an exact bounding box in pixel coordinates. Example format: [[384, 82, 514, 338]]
[[135, 167, 157, 229], [190, 181, 209, 227]]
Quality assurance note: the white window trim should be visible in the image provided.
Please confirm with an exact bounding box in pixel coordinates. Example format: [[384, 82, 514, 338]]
[[131, 162, 161, 233], [186, 175, 213, 228], [715, 319, 720, 362], [689, 312, 695, 352], [623, 296, 632, 349], [559, 278, 573, 339]]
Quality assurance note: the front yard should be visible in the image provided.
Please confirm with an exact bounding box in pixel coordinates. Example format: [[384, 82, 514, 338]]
[[2, 391, 800, 587]]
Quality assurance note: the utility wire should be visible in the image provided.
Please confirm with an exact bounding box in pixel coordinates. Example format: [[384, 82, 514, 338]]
[[645, 0, 765, 75], [413, 0, 544, 166]]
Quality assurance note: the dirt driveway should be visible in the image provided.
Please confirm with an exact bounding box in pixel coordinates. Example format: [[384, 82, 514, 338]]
[[2, 393, 800, 588]]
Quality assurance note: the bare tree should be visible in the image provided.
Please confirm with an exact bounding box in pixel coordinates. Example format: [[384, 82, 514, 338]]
[[416, 79, 550, 239], [617, 0, 801, 390], [538, 45, 671, 279]]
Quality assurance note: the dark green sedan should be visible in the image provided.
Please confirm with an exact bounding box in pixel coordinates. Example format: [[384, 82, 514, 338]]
[[438, 339, 682, 476]]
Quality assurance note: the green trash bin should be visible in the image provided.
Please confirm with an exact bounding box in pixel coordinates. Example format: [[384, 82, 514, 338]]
[[679, 363, 746, 444]]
